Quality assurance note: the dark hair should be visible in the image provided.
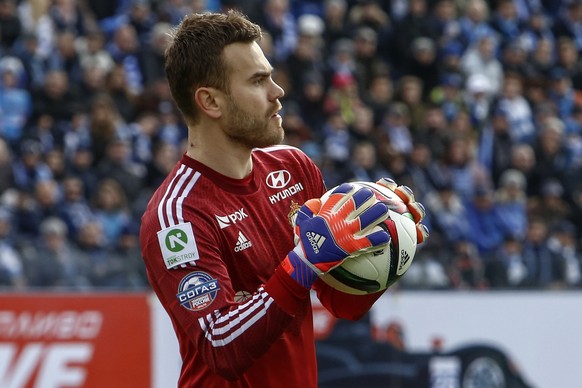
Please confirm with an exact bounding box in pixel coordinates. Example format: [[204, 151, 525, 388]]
[[164, 10, 262, 123]]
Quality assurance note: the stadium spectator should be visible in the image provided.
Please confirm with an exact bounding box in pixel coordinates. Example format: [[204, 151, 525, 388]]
[[58, 174, 94, 237], [458, 0, 494, 49], [321, 0, 351, 56], [257, 0, 298, 63], [529, 179, 572, 230], [0, 66, 31, 147], [346, 140, 389, 183], [390, 0, 431, 74], [11, 139, 52, 193], [496, 169, 528, 241], [448, 239, 486, 289], [430, 73, 465, 124], [47, 31, 84, 85], [519, 9, 555, 55], [478, 107, 514, 184], [0, 0, 22, 50], [352, 26, 387, 92], [0, 207, 25, 289], [406, 140, 438, 199], [31, 70, 80, 124], [427, 0, 461, 49], [105, 63, 137, 122], [95, 135, 145, 203], [488, 235, 528, 287], [424, 179, 471, 246], [394, 75, 425, 131], [285, 14, 326, 100], [65, 145, 99, 195], [547, 68, 577, 121], [75, 219, 111, 287], [555, 36, 582, 90], [521, 217, 554, 288], [547, 221, 582, 288], [0, 138, 14, 195], [460, 32, 504, 96], [362, 73, 394, 127], [490, 0, 523, 43], [524, 37, 554, 81], [400, 243, 450, 289], [140, 22, 172, 85], [552, 0, 582, 51], [24, 216, 91, 289], [92, 178, 131, 246], [106, 24, 145, 94], [79, 30, 115, 75], [408, 37, 440, 99], [88, 93, 130, 164], [464, 186, 506, 256]]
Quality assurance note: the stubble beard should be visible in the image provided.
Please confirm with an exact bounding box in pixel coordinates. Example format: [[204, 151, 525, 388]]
[[223, 95, 284, 149]]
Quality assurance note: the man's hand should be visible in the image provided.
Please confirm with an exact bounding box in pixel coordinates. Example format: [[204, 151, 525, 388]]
[[283, 183, 390, 288], [375, 178, 429, 244]]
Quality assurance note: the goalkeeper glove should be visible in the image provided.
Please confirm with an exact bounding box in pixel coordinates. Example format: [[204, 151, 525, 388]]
[[375, 178, 430, 244], [283, 183, 390, 288]]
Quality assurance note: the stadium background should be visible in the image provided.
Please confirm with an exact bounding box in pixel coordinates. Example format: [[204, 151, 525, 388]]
[[1, 0, 582, 386]]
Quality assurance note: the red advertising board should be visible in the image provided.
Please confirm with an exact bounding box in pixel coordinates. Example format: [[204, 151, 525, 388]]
[[0, 293, 151, 388]]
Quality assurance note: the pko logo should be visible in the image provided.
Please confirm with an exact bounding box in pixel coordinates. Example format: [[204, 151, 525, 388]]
[[177, 271, 220, 311], [266, 170, 291, 189], [216, 208, 248, 229]]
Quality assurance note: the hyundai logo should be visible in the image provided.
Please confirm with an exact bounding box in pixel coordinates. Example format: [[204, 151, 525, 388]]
[[266, 170, 291, 189]]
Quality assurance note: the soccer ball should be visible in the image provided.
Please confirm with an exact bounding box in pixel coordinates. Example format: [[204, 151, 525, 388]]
[[319, 181, 419, 295]]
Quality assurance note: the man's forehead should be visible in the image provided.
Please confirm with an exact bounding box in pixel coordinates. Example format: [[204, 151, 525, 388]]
[[223, 41, 271, 77]]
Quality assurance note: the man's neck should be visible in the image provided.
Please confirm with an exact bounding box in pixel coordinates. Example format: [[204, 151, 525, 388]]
[[185, 126, 253, 180]]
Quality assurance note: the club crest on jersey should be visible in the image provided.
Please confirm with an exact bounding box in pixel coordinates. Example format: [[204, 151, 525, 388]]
[[157, 222, 199, 269], [288, 200, 301, 228], [177, 272, 220, 311]]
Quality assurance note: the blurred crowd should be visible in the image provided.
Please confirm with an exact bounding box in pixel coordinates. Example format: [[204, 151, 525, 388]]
[[0, 0, 581, 291]]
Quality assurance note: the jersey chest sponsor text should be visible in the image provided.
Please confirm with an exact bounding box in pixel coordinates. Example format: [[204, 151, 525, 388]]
[[268, 182, 304, 204]]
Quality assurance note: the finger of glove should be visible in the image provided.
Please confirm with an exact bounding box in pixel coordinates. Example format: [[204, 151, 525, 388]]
[[320, 183, 357, 213], [325, 187, 376, 222], [394, 185, 415, 204], [296, 199, 321, 223], [376, 177, 398, 191], [295, 199, 322, 236], [361, 226, 390, 249], [416, 224, 429, 244], [356, 201, 389, 232], [407, 201, 426, 224]]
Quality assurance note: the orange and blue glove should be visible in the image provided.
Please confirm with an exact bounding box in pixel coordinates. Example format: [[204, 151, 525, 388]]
[[375, 178, 429, 244], [283, 183, 390, 288]]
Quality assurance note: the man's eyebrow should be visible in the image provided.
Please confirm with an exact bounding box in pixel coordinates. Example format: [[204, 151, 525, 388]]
[[250, 69, 274, 80]]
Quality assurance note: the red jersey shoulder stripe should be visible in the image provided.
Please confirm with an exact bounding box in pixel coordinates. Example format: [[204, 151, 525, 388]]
[[157, 164, 201, 229]]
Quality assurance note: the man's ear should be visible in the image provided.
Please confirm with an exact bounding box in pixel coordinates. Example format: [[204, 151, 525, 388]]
[[194, 87, 223, 119]]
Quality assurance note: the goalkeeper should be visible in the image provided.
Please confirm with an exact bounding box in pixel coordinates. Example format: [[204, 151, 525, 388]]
[[139, 10, 428, 387]]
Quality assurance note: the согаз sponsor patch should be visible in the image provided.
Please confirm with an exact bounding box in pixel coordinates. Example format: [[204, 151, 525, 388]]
[[177, 272, 220, 311]]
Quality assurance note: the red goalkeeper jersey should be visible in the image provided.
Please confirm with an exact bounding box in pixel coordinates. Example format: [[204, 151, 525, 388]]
[[140, 145, 385, 387]]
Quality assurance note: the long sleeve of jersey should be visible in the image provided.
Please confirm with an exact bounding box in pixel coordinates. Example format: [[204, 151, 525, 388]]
[[313, 278, 385, 320]]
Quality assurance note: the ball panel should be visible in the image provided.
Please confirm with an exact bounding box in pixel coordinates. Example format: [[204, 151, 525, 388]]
[[325, 265, 382, 294]]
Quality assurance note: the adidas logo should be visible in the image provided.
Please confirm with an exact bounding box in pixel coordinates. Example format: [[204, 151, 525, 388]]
[[234, 231, 253, 252], [398, 249, 411, 271], [306, 231, 326, 254]]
